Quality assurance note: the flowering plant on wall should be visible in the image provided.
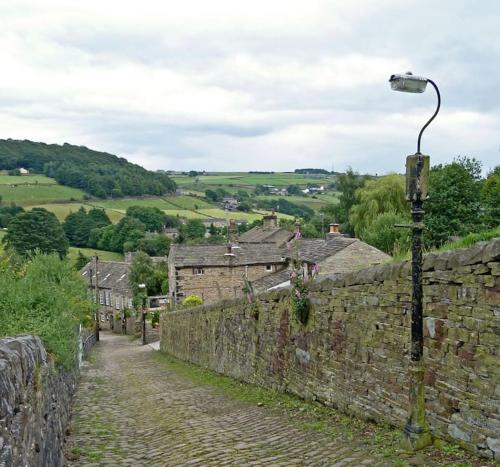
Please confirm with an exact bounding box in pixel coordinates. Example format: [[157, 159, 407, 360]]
[[288, 230, 319, 324]]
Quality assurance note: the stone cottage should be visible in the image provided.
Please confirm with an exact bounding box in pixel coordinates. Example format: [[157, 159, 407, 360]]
[[81, 261, 134, 327], [252, 223, 391, 293], [168, 242, 287, 305]]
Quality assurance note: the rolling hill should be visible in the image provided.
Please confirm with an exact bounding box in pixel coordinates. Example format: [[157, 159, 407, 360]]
[[0, 139, 176, 198]]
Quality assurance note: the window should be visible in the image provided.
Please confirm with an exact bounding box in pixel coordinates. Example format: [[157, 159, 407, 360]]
[[105, 291, 111, 306], [265, 264, 273, 272], [99, 291, 104, 305], [193, 268, 204, 275], [115, 295, 121, 310]]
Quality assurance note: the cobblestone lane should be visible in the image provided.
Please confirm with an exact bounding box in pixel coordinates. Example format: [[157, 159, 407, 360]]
[[63, 333, 470, 466]]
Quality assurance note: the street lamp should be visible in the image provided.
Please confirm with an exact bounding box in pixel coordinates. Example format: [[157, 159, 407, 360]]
[[389, 71, 441, 450], [138, 283, 147, 345]]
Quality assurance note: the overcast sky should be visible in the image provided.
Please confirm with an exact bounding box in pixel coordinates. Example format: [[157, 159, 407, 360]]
[[0, 1, 499, 173]]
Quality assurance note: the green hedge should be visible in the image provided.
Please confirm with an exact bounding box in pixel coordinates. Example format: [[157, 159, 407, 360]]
[[0, 253, 94, 370]]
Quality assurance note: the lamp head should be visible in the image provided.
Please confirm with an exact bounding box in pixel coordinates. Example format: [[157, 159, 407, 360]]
[[389, 72, 428, 93]]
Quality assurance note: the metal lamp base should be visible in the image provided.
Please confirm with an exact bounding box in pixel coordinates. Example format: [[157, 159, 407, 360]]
[[403, 360, 432, 451]]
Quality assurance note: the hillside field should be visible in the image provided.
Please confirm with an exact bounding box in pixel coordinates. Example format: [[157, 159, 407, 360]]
[[2, 171, 336, 225], [0, 230, 122, 267], [172, 172, 335, 193], [0, 173, 86, 205]]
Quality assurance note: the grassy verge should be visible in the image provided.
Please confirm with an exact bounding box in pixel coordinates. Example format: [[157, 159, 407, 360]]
[[393, 227, 500, 261], [153, 352, 491, 466]]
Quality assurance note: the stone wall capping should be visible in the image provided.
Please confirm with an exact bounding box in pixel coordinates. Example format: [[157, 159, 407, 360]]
[[482, 238, 500, 264]]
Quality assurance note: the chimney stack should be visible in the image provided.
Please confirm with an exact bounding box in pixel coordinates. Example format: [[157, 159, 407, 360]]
[[262, 210, 278, 228], [328, 223, 340, 235], [228, 218, 238, 243], [295, 220, 301, 236]]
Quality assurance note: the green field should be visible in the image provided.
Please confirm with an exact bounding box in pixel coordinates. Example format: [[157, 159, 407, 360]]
[[0, 184, 86, 206], [256, 193, 339, 210], [67, 247, 123, 265], [0, 230, 123, 267], [27, 203, 124, 223], [1, 170, 337, 225], [0, 173, 57, 185], [172, 172, 335, 190]]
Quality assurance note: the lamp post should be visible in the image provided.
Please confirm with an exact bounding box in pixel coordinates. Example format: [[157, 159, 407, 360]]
[[138, 283, 147, 345], [389, 72, 440, 450]]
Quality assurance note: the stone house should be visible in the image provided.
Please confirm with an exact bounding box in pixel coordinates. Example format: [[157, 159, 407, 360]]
[[221, 196, 239, 211], [168, 243, 287, 304], [81, 261, 134, 327], [162, 227, 179, 239], [238, 212, 293, 246], [252, 223, 391, 293]]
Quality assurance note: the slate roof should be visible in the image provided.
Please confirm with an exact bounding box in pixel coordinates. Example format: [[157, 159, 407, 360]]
[[238, 226, 294, 244], [287, 235, 357, 264], [252, 269, 291, 294], [80, 261, 131, 293], [169, 244, 287, 268]]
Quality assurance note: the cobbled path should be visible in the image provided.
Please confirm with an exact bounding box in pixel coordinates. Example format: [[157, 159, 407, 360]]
[[63, 333, 436, 466]]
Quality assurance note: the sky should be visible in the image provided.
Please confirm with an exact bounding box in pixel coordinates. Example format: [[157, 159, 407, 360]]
[[0, 0, 499, 174]]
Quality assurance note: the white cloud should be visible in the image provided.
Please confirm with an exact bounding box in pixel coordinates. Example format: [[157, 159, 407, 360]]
[[0, 0, 498, 172]]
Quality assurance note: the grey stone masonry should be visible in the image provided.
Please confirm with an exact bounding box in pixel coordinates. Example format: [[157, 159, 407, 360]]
[[0, 335, 76, 467]]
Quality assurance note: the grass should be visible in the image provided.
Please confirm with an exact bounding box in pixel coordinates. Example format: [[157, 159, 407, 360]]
[[392, 227, 500, 261], [435, 227, 500, 252], [0, 184, 86, 206], [172, 172, 335, 188], [256, 193, 339, 210], [154, 352, 489, 466], [67, 247, 123, 266], [0, 173, 57, 184]]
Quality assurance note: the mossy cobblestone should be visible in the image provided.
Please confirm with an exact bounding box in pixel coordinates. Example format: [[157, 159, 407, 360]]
[[65, 333, 491, 466]]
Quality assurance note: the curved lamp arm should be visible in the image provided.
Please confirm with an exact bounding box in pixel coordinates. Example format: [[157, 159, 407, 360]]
[[417, 79, 440, 154]]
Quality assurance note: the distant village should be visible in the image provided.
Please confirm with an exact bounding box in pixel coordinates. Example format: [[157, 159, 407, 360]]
[[82, 211, 389, 326]]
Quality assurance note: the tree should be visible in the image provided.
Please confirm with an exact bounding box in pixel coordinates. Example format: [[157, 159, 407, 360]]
[[425, 157, 483, 247], [180, 219, 206, 240], [349, 174, 408, 238], [164, 215, 181, 228], [0, 203, 24, 228], [111, 217, 146, 252], [481, 166, 500, 229], [326, 168, 367, 235], [87, 208, 111, 229], [128, 251, 156, 298], [3, 208, 69, 258], [137, 234, 171, 256], [75, 250, 90, 270], [360, 211, 410, 255], [126, 206, 166, 232], [63, 207, 91, 247], [287, 184, 302, 196]]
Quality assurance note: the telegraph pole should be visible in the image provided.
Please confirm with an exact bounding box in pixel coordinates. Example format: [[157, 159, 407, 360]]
[[94, 255, 100, 342]]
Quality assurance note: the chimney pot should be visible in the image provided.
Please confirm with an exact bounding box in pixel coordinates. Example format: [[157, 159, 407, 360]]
[[262, 212, 278, 228], [329, 223, 340, 235]]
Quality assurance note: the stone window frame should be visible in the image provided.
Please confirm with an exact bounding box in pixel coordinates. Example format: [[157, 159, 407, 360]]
[[265, 264, 274, 272], [193, 267, 204, 276]]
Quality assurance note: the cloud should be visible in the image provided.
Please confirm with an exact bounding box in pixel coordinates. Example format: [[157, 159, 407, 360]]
[[0, 0, 498, 173]]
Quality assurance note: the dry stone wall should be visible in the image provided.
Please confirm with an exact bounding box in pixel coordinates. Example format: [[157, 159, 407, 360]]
[[161, 239, 500, 459], [0, 335, 76, 467]]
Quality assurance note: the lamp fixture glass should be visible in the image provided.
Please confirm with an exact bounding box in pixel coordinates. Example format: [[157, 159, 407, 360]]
[[389, 72, 428, 93]]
